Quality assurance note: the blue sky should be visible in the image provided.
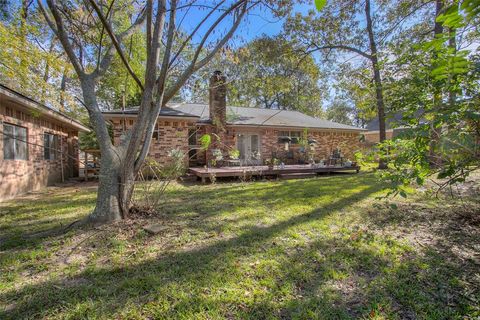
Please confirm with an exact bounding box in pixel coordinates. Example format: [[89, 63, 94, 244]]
[[180, 1, 314, 48], [8, 0, 312, 49]]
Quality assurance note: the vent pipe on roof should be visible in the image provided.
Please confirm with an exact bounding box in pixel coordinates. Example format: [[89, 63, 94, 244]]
[[209, 71, 226, 131]]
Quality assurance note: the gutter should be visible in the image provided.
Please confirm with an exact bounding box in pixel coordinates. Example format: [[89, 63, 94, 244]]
[[218, 123, 367, 133]]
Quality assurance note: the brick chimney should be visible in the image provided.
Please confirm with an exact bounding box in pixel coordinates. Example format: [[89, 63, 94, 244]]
[[209, 70, 227, 132]]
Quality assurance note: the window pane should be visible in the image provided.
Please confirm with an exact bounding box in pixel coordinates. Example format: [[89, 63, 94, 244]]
[[237, 134, 245, 159], [53, 135, 58, 160], [15, 126, 27, 160], [44, 133, 58, 160], [250, 135, 258, 153], [188, 128, 197, 145], [290, 131, 301, 138], [44, 134, 50, 160], [3, 124, 14, 159]]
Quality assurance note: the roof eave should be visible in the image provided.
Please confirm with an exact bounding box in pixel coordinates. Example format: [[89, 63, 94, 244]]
[[102, 112, 199, 121], [0, 85, 90, 132], [226, 123, 366, 132]]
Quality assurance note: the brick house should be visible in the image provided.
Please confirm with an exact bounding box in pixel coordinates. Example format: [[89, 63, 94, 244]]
[[103, 72, 365, 167], [0, 84, 89, 200], [363, 113, 407, 145]]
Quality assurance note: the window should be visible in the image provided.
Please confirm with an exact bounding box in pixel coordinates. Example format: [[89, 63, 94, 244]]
[[44, 133, 59, 160], [153, 123, 162, 140], [188, 128, 197, 146], [3, 123, 28, 160], [278, 131, 301, 144]]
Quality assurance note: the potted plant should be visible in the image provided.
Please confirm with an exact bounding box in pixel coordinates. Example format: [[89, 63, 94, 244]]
[[265, 158, 273, 170], [211, 149, 223, 167], [228, 149, 240, 160], [265, 156, 279, 170]]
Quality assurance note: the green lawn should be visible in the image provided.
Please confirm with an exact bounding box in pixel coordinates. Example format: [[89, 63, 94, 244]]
[[0, 173, 479, 319]]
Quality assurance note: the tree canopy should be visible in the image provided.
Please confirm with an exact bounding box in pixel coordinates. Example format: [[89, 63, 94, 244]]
[[228, 36, 324, 117]]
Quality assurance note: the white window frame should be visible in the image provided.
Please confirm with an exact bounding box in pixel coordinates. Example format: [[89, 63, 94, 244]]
[[278, 130, 302, 144], [3, 123, 28, 160], [44, 132, 59, 160]]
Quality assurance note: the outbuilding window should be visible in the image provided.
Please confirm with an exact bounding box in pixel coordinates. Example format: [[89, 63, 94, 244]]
[[44, 133, 59, 160], [3, 123, 28, 160]]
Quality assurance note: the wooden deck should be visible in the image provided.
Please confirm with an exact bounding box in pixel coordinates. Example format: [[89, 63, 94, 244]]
[[189, 164, 360, 183]]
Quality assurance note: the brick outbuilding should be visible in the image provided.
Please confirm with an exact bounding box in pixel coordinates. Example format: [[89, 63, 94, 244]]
[[0, 84, 89, 200]]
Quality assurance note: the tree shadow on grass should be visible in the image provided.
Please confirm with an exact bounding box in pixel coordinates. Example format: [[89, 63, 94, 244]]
[[0, 174, 376, 253], [277, 232, 477, 319], [361, 199, 480, 316], [1, 183, 383, 319], [0, 188, 96, 251], [158, 173, 379, 218]]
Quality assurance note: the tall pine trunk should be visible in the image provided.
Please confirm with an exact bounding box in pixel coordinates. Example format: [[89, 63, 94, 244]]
[[365, 0, 387, 169], [429, 0, 444, 167]]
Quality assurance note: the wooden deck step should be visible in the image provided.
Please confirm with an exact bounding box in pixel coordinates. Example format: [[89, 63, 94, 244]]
[[180, 173, 198, 182], [279, 172, 317, 180]]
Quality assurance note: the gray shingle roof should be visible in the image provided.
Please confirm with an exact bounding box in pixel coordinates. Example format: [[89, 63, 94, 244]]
[[171, 103, 364, 131], [366, 113, 403, 131], [103, 103, 365, 131], [366, 108, 425, 131], [102, 105, 199, 118]]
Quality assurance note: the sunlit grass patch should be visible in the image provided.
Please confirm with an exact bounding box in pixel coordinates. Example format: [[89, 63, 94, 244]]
[[0, 174, 478, 319]]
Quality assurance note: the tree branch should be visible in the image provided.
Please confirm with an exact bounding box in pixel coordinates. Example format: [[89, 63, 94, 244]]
[[135, 0, 178, 172], [88, 0, 145, 89], [164, 0, 250, 102], [311, 43, 372, 60], [169, 0, 227, 68], [39, 0, 85, 76], [123, 0, 167, 171]]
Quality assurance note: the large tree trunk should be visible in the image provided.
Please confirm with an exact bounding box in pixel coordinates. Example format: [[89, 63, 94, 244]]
[[84, 144, 141, 223], [89, 158, 123, 222], [365, 0, 387, 169], [87, 151, 136, 223], [80, 78, 136, 223]]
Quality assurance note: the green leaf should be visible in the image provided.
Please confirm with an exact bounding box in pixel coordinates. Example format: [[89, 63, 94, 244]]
[[314, 0, 327, 11], [416, 176, 424, 185], [199, 134, 212, 151]]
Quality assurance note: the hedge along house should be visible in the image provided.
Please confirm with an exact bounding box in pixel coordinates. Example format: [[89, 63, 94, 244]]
[[0, 84, 90, 201], [103, 71, 365, 167]]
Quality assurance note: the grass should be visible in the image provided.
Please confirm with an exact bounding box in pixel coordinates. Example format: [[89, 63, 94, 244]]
[[0, 173, 479, 319]]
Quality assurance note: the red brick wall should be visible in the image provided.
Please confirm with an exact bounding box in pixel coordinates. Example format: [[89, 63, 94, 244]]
[[111, 117, 195, 165], [0, 101, 80, 200], [110, 119, 362, 167], [251, 127, 361, 163], [200, 125, 362, 164]]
